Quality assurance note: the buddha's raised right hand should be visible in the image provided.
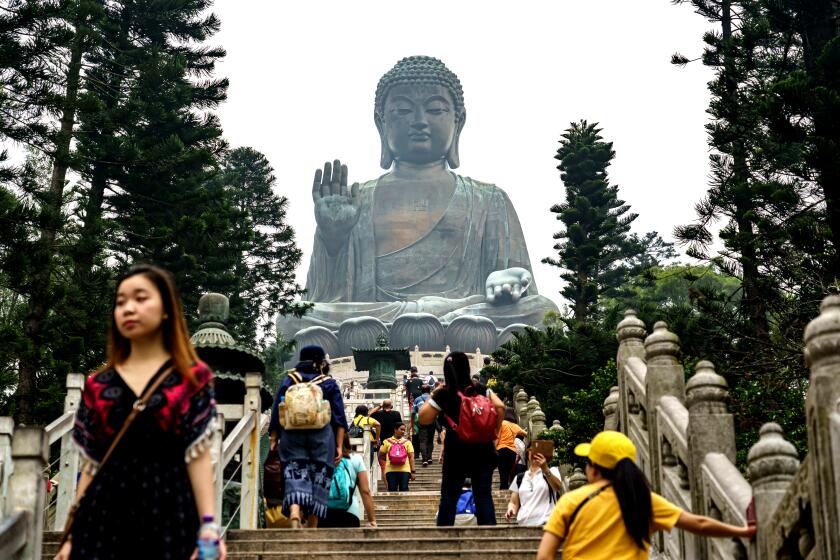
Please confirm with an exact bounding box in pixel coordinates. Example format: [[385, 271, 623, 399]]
[[312, 159, 361, 246]]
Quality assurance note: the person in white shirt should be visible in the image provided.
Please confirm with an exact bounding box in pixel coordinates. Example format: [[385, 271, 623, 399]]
[[504, 450, 565, 527], [425, 371, 438, 386]]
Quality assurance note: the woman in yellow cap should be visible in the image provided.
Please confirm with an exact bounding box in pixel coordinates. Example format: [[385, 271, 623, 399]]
[[537, 431, 754, 560]]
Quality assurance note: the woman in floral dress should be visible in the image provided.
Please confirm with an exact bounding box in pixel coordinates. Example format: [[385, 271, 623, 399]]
[[56, 264, 224, 560]]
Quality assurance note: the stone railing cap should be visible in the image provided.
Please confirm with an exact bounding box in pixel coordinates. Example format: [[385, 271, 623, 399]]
[[686, 360, 728, 406], [603, 388, 620, 406], [644, 321, 680, 356], [804, 295, 840, 368], [617, 309, 646, 342], [747, 422, 799, 476]]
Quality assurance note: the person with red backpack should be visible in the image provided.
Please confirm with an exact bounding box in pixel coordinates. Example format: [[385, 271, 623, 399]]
[[418, 352, 506, 526], [378, 422, 416, 491]]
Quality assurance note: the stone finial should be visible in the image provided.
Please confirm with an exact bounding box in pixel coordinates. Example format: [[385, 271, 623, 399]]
[[686, 361, 729, 413], [527, 396, 539, 414], [617, 309, 646, 343], [644, 321, 680, 359], [603, 386, 620, 430], [804, 295, 840, 369], [530, 403, 547, 435], [568, 467, 588, 490], [551, 420, 563, 431], [198, 293, 229, 325], [747, 423, 800, 482], [603, 385, 619, 417]]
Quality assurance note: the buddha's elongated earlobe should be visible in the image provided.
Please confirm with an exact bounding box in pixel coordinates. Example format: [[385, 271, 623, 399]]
[[375, 112, 394, 169], [446, 112, 466, 169]]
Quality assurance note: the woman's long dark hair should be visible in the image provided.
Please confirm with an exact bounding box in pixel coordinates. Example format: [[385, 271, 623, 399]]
[[443, 352, 473, 392], [594, 458, 652, 549]]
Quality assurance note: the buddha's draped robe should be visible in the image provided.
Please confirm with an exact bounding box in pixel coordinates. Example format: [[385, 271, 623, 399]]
[[280, 175, 557, 336]]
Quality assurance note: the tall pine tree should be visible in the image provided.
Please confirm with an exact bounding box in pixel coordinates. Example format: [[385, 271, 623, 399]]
[[543, 120, 641, 322], [218, 147, 308, 348]]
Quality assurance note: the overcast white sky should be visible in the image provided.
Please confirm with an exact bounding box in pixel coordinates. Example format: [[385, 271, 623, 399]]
[[211, 0, 715, 310]]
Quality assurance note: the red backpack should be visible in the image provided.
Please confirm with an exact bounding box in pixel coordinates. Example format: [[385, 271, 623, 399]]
[[443, 387, 498, 443]]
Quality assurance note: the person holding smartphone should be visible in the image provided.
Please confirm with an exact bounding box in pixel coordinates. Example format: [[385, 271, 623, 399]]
[[505, 446, 565, 527]]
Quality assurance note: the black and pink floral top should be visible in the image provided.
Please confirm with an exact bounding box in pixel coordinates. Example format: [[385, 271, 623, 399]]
[[69, 359, 217, 559]]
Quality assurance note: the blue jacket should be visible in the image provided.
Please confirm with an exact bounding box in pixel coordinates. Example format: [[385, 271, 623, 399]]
[[269, 362, 349, 435]]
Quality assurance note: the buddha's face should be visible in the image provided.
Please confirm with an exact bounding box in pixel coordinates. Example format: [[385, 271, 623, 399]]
[[382, 83, 458, 165]]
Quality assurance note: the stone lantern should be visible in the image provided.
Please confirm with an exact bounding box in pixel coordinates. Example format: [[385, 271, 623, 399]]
[[352, 333, 411, 389], [190, 293, 272, 410]]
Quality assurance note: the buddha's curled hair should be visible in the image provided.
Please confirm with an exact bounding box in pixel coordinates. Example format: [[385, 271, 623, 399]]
[[375, 56, 465, 120]]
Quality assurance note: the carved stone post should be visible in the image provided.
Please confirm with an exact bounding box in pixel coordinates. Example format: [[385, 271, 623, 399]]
[[239, 373, 261, 529], [211, 412, 225, 523], [525, 397, 538, 437], [7, 427, 48, 559], [686, 361, 735, 560], [747, 423, 800, 559], [603, 386, 620, 430], [644, 321, 685, 553], [362, 425, 378, 494], [0, 417, 13, 517], [530, 403, 547, 438], [54, 372, 84, 530], [645, 322, 686, 483], [616, 310, 646, 433], [803, 295, 840, 559], [514, 389, 529, 428]]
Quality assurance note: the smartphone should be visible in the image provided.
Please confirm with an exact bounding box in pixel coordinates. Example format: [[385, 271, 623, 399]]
[[531, 439, 555, 460]]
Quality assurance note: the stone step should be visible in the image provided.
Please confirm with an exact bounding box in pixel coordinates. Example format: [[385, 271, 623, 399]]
[[227, 526, 543, 541], [226, 535, 536, 553], [226, 549, 540, 559]]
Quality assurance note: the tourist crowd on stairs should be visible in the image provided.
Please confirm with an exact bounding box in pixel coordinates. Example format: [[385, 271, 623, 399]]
[[28, 269, 762, 560]]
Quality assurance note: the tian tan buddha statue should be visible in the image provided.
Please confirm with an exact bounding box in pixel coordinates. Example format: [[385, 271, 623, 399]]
[[278, 56, 557, 353]]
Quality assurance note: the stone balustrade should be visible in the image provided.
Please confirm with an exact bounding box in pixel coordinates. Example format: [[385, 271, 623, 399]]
[[606, 296, 840, 560], [327, 346, 490, 381]]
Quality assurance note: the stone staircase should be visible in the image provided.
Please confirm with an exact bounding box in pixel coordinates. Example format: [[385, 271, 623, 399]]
[[42, 455, 550, 559]]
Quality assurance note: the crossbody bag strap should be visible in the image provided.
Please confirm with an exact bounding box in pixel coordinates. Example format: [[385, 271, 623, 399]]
[[565, 482, 612, 533], [60, 364, 175, 545]]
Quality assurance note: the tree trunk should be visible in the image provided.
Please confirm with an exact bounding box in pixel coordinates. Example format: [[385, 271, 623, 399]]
[[15, 21, 86, 425], [73, 7, 130, 280], [721, 0, 770, 343]]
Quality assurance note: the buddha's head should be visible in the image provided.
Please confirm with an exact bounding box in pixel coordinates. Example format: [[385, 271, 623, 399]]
[[374, 56, 466, 169]]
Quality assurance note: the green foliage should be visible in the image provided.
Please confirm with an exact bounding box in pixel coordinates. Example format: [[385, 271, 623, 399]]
[[0, 2, 307, 424], [218, 147, 309, 348], [536, 360, 619, 467], [543, 121, 674, 322], [490, 319, 616, 432], [671, 0, 839, 460]]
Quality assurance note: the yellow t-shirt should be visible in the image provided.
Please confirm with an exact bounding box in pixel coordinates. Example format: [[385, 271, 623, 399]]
[[543, 481, 683, 560], [353, 415, 377, 442], [379, 437, 414, 473], [496, 420, 527, 452]]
